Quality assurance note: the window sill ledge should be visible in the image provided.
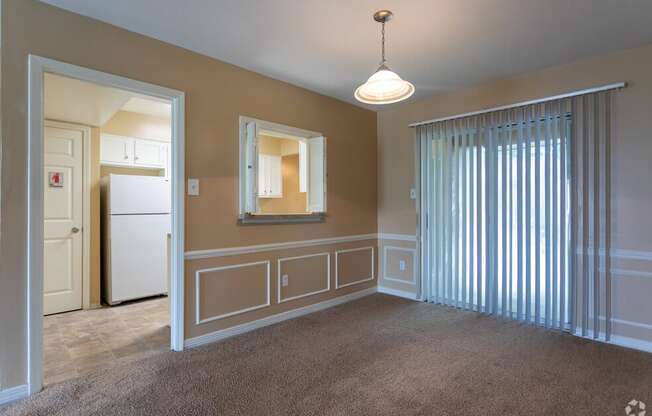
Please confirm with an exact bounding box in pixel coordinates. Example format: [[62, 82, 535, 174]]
[[239, 213, 325, 225]]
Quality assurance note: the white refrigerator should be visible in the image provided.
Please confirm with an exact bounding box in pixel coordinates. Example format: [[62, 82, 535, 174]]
[[101, 174, 171, 305]]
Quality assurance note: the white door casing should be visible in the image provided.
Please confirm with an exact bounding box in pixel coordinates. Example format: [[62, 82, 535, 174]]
[[29, 56, 186, 396], [43, 125, 83, 315]]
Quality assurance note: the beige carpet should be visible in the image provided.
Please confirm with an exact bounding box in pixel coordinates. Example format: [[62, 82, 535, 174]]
[[2, 294, 651, 415]]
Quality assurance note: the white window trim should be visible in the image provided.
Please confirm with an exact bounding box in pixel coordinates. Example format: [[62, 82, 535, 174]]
[[238, 116, 326, 223]]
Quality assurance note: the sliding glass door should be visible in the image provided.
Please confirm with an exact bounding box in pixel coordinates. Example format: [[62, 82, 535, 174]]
[[419, 109, 573, 330]]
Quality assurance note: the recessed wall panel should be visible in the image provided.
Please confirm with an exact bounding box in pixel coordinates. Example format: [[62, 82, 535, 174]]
[[278, 253, 330, 303], [335, 247, 374, 289], [196, 261, 270, 324], [384, 246, 416, 284]]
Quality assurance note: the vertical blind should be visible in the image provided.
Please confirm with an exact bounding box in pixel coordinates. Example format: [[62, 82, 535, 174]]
[[418, 91, 614, 340]]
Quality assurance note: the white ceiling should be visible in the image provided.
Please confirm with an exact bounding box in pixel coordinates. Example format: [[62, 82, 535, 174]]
[[41, 0, 652, 110], [45, 73, 170, 126]]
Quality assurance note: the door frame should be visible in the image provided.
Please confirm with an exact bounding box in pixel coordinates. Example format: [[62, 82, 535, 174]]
[[27, 55, 186, 394], [43, 120, 92, 311]]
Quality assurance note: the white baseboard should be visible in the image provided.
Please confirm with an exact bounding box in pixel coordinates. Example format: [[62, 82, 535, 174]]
[[185, 287, 377, 348], [574, 328, 652, 354], [610, 334, 652, 353], [0, 384, 28, 406], [377, 286, 418, 300]]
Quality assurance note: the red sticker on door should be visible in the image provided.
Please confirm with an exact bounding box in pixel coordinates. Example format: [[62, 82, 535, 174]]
[[48, 171, 64, 188]]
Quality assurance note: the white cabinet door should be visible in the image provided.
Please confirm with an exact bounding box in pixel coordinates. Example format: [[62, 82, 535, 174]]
[[134, 139, 166, 168], [257, 154, 282, 198], [100, 135, 133, 166], [267, 155, 283, 197]]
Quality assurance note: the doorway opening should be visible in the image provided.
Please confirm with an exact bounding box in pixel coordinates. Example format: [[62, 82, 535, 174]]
[[28, 56, 185, 394]]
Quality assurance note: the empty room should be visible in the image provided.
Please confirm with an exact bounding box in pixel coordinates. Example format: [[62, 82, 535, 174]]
[[1, 1, 651, 415]]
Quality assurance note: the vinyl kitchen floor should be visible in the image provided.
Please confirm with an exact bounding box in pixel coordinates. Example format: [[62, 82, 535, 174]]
[[43, 296, 169, 386]]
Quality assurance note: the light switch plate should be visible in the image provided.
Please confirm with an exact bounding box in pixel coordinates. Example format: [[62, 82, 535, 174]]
[[399, 260, 407, 271], [410, 188, 416, 200], [188, 178, 199, 196], [281, 275, 289, 287]]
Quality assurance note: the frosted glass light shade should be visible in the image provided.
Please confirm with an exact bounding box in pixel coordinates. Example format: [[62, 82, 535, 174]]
[[354, 67, 415, 105]]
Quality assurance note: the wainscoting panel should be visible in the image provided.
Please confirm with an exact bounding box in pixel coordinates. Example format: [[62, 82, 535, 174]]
[[195, 261, 270, 324], [378, 237, 418, 296], [278, 253, 330, 303], [335, 247, 374, 289], [383, 246, 416, 284], [185, 239, 378, 340]]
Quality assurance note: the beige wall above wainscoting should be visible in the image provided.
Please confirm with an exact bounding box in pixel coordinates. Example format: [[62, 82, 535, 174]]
[[377, 42, 652, 345], [0, 0, 377, 391]]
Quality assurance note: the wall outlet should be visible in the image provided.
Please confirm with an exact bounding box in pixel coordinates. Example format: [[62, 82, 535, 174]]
[[410, 188, 416, 200], [188, 178, 200, 196], [281, 274, 289, 287], [399, 260, 407, 271]]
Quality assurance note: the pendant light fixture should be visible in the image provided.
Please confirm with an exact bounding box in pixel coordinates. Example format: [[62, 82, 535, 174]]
[[354, 10, 415, 105]]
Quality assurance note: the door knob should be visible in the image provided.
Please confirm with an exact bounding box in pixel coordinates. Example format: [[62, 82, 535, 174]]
[[71, 227, 80, 234]]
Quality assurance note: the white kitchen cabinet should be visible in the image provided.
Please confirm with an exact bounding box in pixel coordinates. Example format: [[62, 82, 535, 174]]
[[100, 135, 134, 166], [134, 139, 167, 168], [257, 154, 282, 198], [101, 134, 169, 172]]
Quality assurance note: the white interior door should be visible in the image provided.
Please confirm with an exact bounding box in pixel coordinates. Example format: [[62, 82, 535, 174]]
[[43, 125, 84, 315]]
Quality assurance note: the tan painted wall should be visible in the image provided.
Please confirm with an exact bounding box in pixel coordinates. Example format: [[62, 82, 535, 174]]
[[102, 110, 171, 142], [377, 43, 652, 337], [257, 134, 282, 155], [99, 166, 163, 177], [0, 0, 377, 390]]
